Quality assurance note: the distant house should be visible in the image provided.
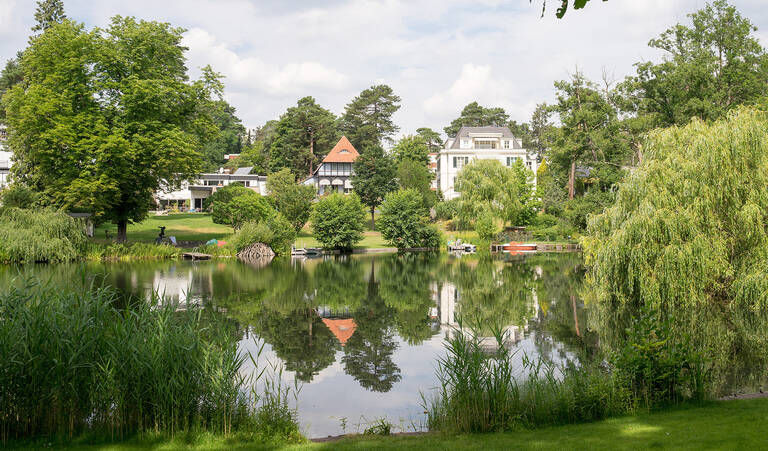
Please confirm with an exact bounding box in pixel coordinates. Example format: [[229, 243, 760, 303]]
[[0, 125, 11, 189], [155, 167, 267, 212], [436, 126, 538, 200], [303, 136, 359, 195]]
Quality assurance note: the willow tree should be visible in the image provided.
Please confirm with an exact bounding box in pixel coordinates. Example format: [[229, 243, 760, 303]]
[[583, 108, 768, 311]]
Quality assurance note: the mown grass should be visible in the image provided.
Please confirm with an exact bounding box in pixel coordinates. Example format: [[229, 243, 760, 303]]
[[6, 398, 768, 450], [93, 214, 233, 244]]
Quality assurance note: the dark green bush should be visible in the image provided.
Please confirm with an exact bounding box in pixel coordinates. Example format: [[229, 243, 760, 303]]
[[379, 189, 442, 250], [310, 193, 366, 250], [0, 184, 39, 209], [434, 199, 459, 221]]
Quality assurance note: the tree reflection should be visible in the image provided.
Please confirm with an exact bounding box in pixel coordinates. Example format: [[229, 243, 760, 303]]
[[342, 259, 402, 392]]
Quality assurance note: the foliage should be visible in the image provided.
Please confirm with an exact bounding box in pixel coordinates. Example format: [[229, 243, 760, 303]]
[[310, 193, 366, 250], [534, 0, 607, 19], [0, 207, 86, 263], [455, 159, 538, 228], [32, 0, 66, 33], [396, 159, 436, 209], [583, 108, 768, 312], [351, 144, 397, 230], [340, 84, 401, 149], [0, 53, 23, 123], [199, 100, 246, 171], [0, 184, 39, 209], [474, 212, 498, 243], [444, 102, 509, 137], [269, 97, 338, 177], [4, 18, 218, 241], [217, 193, 274, 230], [416, 127, 443, 152], [393, 135, 430, 165], [231, 214, 296, 256], [624, 0, 768, 128], [204, 183, 251, 213], [611, 306, 707, 407], [266, 168, 315, 232], [379, 189, 441, 249], [433, 199, 459, 221]]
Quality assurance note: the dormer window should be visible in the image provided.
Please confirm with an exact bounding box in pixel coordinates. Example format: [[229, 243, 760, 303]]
[[339, 149, 350, 154], [461, 139, 470, 148]]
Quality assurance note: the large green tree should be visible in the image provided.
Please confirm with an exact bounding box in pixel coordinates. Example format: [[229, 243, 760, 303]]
[[266, 168, 315, 232], [625, 0, 768, 128], [392, 135, 430, 166], [351, 144, 397, 230], [269, 96, 338, 177], [444, 102, 509, 137], [199, 100, 245, 171], [340, 84, 401, 149], [416, 127, 443, 152], [32, 0, 66, 34], [3, 18, 219, 241]]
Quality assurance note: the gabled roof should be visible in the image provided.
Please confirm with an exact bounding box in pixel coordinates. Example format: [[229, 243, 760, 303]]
[[322, 136, 359, 163], [321, 318, 357, 346]]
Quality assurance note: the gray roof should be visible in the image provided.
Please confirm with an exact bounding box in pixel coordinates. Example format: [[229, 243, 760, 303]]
[[233, 166, 253, 175], [450, 126, 516, 149]]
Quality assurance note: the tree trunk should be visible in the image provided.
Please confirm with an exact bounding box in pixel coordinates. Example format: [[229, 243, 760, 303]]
[[116, 220, 128, 242], [371, 207, 376, 231], [571, 294, 581, 338], [568, 161, 576, 200]]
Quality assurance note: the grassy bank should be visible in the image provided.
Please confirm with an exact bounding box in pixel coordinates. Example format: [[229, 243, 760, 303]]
[[6, 398, 768, 450]]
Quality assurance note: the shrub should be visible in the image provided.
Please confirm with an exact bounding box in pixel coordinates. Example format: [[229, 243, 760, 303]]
[[211, 192, 275, 230], [267, 168, 316, 232], [0, 208, 86, 263], [0, 184, 39, 209], [231, 214, 296, 256], [203, 183, 250, 213], [310, 193, 366, 251], [434, 199, 459, 221], [379, 189, 441, 250], [474, 212, 498, 243]]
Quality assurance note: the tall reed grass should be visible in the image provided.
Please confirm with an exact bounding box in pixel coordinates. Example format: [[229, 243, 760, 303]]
[[85, 242, 181, 261], [423, 316, 708, 434], [0, 279, 301, 444]]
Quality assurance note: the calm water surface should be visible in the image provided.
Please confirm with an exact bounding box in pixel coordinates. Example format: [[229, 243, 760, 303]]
[[2, 252, 766, 437]]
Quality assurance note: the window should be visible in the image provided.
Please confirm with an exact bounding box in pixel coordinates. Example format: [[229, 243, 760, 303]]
[[452, 156, 469, 169], [461, 139, 470, 148], [475, 140, 497, 149], [194, 198, 203, 210], [506, 157, 518, 166], [503, 140, 510, 149], [344, 188, 352, 194]]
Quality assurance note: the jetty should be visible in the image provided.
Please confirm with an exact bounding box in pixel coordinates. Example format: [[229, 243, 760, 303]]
[[182, 252, 212, 260]]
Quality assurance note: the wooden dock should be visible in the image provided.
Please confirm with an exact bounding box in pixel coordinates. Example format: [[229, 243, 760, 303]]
[[182, 252, 212, 260]]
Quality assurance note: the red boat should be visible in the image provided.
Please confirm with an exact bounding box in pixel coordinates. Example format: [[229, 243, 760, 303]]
[[501, 242, 537, 252]]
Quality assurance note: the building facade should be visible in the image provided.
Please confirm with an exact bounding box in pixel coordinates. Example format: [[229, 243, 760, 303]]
[[303, 136, 359, 195], [436, 126, 538, 200], [0, 125, 11, 189], [156, 167, 268, 212]]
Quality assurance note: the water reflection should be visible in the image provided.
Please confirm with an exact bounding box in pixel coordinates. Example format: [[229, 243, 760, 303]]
[[3, 252, 766, 437]]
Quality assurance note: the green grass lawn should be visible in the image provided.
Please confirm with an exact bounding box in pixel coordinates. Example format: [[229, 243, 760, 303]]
[[93, 213, 234, 243], [8, 398, 768, 450]]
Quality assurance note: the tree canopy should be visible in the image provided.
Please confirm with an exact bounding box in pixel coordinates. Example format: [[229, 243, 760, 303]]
[[4, 17, 219, 241], [584, 108, 768, 312], [266, 168, 315, 232], [269, 96, 338, 177], [351, 144, 397, 230], [340, 84, 401, 149], [32, 0, 66, 33], [444, 102, 509, 137]]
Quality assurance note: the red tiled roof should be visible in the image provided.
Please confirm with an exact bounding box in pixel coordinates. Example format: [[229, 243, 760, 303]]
[[322, 136, 359, 163], [321, 318, 357, 346]]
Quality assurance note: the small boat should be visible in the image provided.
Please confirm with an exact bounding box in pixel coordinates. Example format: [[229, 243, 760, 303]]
[[292, 247, 323, 257], [447, 240, 477, 253], [500, 242, 537, 253], [291, 247, 307, 256], [304, 247, 322, 256]]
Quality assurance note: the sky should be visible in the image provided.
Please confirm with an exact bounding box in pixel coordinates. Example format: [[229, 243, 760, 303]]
[[2, 0, 768, 140]]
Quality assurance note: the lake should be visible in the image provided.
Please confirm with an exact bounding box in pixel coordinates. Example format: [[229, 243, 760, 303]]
[[2, 251, 766, 438]]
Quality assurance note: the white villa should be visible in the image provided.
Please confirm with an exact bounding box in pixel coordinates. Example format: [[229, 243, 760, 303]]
[[436, 126, 538, 200], [156, 167, 268, 212]]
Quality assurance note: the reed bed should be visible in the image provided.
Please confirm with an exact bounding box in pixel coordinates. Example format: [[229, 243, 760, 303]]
[[85, 242, 182, 261], [423, 317, 706, 434], [0, 279, 301, 444]]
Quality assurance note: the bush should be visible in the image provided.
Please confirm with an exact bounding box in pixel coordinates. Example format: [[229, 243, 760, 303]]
[[434, 199, 459, 221], [379, 189, 441, 250], [231, 214, 296, 256], [211, 192, 275, 230], [0, 184, 39, 209], [474, 212, 498, 243], [310, 193, 366, 251], [0, 208, 87, 263], [267, 168, 316, 232], [203, 183, 250, 213]]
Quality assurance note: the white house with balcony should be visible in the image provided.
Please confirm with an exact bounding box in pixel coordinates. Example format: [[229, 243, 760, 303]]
[[155, 167, 268, 212], [436, 126, 538, 200]]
